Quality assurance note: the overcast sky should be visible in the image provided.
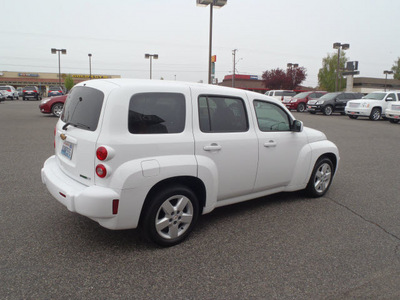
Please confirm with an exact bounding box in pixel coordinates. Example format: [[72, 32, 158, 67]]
[[1, 0, 400, 87]]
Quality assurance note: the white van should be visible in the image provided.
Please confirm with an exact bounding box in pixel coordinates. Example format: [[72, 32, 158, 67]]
[[42, 79, 339, 246], [0, 85, 18, 100]]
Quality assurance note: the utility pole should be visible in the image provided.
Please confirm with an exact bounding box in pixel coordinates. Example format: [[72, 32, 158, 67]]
[[232, 49, 237, 87]]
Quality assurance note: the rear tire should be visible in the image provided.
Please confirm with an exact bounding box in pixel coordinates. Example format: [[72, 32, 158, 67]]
[[306, 157, 334, 198], [389, 119, 399, 124], [141, 185, 199, 247]]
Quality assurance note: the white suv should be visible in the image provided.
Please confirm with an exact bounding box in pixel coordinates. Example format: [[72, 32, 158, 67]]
[[345, 91, 400, 120], [0, 85, 18, 100], [385, 102, 400, 123], [41, 79, 339, 246], [265, 90, 296, 102]]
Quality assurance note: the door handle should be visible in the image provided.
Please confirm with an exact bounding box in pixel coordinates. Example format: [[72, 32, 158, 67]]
[[203, 143, 222, 151], [264, 140, 277, 148]]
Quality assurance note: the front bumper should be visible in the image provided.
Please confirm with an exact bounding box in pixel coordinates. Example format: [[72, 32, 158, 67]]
[[385, 109, 400, 120], [41, 156, 120, 227], [307, 105, 321, 112], [345, 107, 371, 117]]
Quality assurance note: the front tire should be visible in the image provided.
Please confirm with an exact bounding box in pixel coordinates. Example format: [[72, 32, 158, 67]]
[[51, 103, 64, 117], [297, 103, 306, 112], [141, 185, 199, 247], [369, 107, 381, 120], [306, 157, 334, 198], [348, 115, 358, 119], [323, 105, 333, 116]]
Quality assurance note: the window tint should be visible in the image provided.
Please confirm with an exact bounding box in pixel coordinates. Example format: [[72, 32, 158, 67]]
[[337, 94, 347, 100], [199, 96, 248, 132], [253, 100, 291, 131], [61, 86, 104, 132], [387, 93, 396, 101], [128, 93, 185, 134]]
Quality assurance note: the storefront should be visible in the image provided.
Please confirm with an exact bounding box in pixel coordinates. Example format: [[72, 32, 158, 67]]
[[0, 71, 120, 95]]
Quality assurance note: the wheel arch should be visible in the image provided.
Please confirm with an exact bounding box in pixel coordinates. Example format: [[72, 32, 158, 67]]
[[138, 176, 206, 226]]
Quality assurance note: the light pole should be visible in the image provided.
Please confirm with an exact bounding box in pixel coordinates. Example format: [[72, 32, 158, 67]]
[[51, 48, 67, 87], [145, 54, 158, 79], [287, 63, 298, 89], [383, 70, 393, 92], [88, 53, 92, 79], [197, 0, 227, 84], [333, 42, 350, 92]]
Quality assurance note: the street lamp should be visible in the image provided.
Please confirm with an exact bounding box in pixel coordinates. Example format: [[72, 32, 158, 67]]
[[383, 70, 393, 92], [333, 42, 350, 92], [88, 53, 92, 79], [197, 0, 227, 84], [145, 54, 158, 79], [51, 48, 67, 87]]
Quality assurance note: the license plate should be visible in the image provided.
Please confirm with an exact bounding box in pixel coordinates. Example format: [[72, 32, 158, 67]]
[[395, 116, 399, 119], [351, 112, 355, 115], [61, 141, 73, 160]]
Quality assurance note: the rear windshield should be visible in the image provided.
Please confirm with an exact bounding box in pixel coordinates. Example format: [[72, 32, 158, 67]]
[[0, 87, 8, 90], [23, 86, 37, 90], [61, 86, 104, 131]]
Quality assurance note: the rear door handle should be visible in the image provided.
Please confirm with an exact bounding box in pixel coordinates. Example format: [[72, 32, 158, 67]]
[[203, 143, 222, 151], [264, 140, 277, 148]]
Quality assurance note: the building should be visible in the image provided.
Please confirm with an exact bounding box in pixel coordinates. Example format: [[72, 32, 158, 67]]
[[218, 74, 267, 93], [0, 71, 120, 94], [352, 77, 400, 93]]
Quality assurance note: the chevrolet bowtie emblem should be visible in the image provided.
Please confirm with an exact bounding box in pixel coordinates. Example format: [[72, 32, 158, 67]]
[[60, 133, 67, 140]]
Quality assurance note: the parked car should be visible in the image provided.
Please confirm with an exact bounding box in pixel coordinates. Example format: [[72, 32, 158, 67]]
[[48, 86, 64, 97], [0, 85, 19, 100], [345, 91, 400, 121], [39, 95, 67, 117], [307, 92, 363, 115], [41, 79, 339, 246], [385, 102, 400, 123], [265, 90, 297, 102], [17, 87, 24, 98], [0, 90, 6, 102], [283, 91, 327, 112], [23, 86, 41, 100]]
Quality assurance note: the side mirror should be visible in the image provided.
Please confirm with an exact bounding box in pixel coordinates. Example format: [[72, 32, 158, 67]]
[[386, 97, 394, 101], [292, 120, 303, 132]]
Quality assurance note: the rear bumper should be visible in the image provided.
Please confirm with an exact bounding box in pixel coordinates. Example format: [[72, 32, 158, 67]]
[[385, 109, 400, 119], [41, 156, 121, 228]]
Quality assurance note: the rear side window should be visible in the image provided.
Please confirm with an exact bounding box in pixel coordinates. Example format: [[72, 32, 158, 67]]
[[198, 96, 248, 132], [128, 93, 185, 134], [61, 86, 104, 132]]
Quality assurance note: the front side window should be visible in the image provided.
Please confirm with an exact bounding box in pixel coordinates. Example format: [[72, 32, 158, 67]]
[[198, 96, 248, 133], [61, 86, 104, 131], [386, 93, 396, 101], [253, 100, 291, 132], [128, 93, 185, 134]]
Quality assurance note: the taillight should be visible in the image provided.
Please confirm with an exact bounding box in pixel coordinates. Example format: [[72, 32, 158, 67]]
[[96, 147, 108, 161], [23, 90, 26, 93], [96, 164, 107, 178], [54, 127, 56, 148], [112, 199, 119, 215], [33, 90, 37, 93], [7, 89, 11, 92]]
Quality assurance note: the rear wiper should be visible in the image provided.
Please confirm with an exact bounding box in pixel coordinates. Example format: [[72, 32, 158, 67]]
[[62, 122, 73, 130]]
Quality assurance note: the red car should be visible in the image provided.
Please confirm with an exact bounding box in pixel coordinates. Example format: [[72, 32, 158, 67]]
[[39, 94, 67, 117], [283, 91, 326, 112]]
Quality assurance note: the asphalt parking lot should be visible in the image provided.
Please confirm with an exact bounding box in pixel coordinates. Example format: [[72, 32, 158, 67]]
[[1, 99, 400, 299]]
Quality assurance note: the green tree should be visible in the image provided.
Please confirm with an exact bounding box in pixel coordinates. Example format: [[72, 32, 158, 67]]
[[64, 74, 75, 92], [391, 57, 400, 80], [318, 51, 348, 92]]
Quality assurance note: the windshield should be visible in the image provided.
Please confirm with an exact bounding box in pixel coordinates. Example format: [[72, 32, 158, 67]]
[[319, 93, 340, 101], [61, 86, 104, 131], [362, 93, 385, 100], [293, 92, 310, 99]]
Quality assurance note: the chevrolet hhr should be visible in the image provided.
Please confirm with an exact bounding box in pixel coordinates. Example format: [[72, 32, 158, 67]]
[[41, 79, 339, 246]]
